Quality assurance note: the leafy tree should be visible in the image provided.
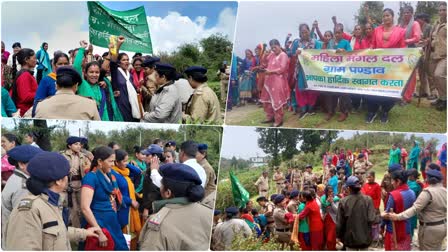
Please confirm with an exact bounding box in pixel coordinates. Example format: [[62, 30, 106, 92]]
[[416, 1, 442, 23], [355, 1, 385, 28]]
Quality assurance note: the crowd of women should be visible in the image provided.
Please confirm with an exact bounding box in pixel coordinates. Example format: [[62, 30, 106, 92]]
[[212, 143, 447, 251], [229, 3, 447, 127], [1, 133, 216, 250], [1, 36, 222, 124]]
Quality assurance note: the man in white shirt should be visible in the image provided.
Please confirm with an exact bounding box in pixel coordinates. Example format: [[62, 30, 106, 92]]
[[179, 141, 207, 188], [150, 141, 206, 188]]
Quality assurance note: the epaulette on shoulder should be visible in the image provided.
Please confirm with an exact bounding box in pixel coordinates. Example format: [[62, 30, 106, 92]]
[[17, 198, 36, 211], [146, 207, 171, 231]]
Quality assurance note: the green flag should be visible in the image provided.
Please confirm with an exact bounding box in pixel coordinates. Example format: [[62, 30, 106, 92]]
[[229, 170, 250, 208], [87, 2, 153, 53]]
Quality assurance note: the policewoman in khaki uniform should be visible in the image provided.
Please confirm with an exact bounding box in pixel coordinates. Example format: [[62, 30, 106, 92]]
[[139, 163, 213, 250], [5, 151, 99, 250], [183, 66, 222, 125], [27, 66, 100, 120], [196, 143, 217, 197], [142, 63, 182, 123], [273, 194, 293, 249], [212, 206, 252, 250], [273, 167, 285, 194], [254, 171, 269, 197], [1, 145, 42, 248], [386, 168, 447, 250], [61, 136, 91, 228]]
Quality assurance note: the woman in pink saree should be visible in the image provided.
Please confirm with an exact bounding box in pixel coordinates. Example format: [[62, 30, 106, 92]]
[[399, 6, 422, 104], [259, 39, 290, 127], [366, 8, 406, 124]]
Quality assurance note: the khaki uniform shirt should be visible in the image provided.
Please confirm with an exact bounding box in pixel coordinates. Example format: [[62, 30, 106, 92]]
[[287, 199, 299, 214], [26, 89, 100, 120], [139, 199, 213, 251], [1, 170, 29, 248], [261, 202, 275, 223], [430, 21, 447, 60], [303, 171, 316, 184], [397, 183, 447, 223], [184, 83, 222, 125], [199, 158, 217, 197], [254, 176, 269, 192], [5, 193, 88, 250], [61, 149, 90, 191], [353, 159, 373, 174], [292, 170, 301, 184], [201, 188, 216, 209], [273, 172, 285, 184], [212, 218, 252, 250], [273, 207, 290, 229]]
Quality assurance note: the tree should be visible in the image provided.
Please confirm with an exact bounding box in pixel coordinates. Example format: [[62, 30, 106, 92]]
[[415, 1, 441, 23], [355, 1, 384, 28], [298, 130, 338, 154], [257, 128, 282, 167], [256, 128, 303, 166]]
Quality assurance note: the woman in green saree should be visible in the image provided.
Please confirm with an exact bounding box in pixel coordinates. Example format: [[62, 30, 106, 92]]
[[74, 41, 123, 121]]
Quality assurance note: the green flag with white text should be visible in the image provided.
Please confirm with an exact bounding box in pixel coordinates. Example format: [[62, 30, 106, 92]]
[[87, 1, 153, 53], [230, 170, 250, 209]]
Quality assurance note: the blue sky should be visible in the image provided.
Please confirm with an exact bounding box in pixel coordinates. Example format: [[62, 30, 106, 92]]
[[100, 1, 237, 29], [1, 1, 237, 55]]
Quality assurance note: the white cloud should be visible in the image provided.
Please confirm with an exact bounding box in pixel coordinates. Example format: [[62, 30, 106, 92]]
[[147, 7, 236, 54], [2, 2, 237, 56]]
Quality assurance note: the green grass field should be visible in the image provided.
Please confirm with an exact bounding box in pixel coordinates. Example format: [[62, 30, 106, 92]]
[[225, 98, 446, 133]]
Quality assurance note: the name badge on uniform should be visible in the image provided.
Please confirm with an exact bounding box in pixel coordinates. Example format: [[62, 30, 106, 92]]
[[147, 208, 171, 231]]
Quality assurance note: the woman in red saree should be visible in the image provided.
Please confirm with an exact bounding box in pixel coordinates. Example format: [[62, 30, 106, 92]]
[[259, 39, 290, 127], [366, 8, 406, 124]]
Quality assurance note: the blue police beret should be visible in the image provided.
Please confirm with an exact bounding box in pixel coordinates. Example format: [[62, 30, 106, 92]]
[[184, 66, 207, 75], [270, 194, 278, 202], [290, 190, 299, 199], [198, 143, 208, 151], [56, 66, 82, 86], [7, 145, 43, 163], [214, 210, 222, 216], [225, 206, 239, 214], [155, 63, 176, 72], [166, 141, 176, 146], [426, 169, 443, 180], [142, 57, 160, 67], [66, 136, 82, 145], [27, 152, 70, 182], [80, 137, 88, 145], [256, 196, 267, 202], [358, 153, 365, 158], [388, 163, 402, 173], [142, 144, 163, 155], [345, 175, 361, 187], [274, 194, 285, 204], [159, 163, 202, 185]]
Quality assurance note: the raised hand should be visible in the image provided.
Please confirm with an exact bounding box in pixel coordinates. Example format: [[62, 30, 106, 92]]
[[117, 36, 125, 45], [79, 40, 88, 49]]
